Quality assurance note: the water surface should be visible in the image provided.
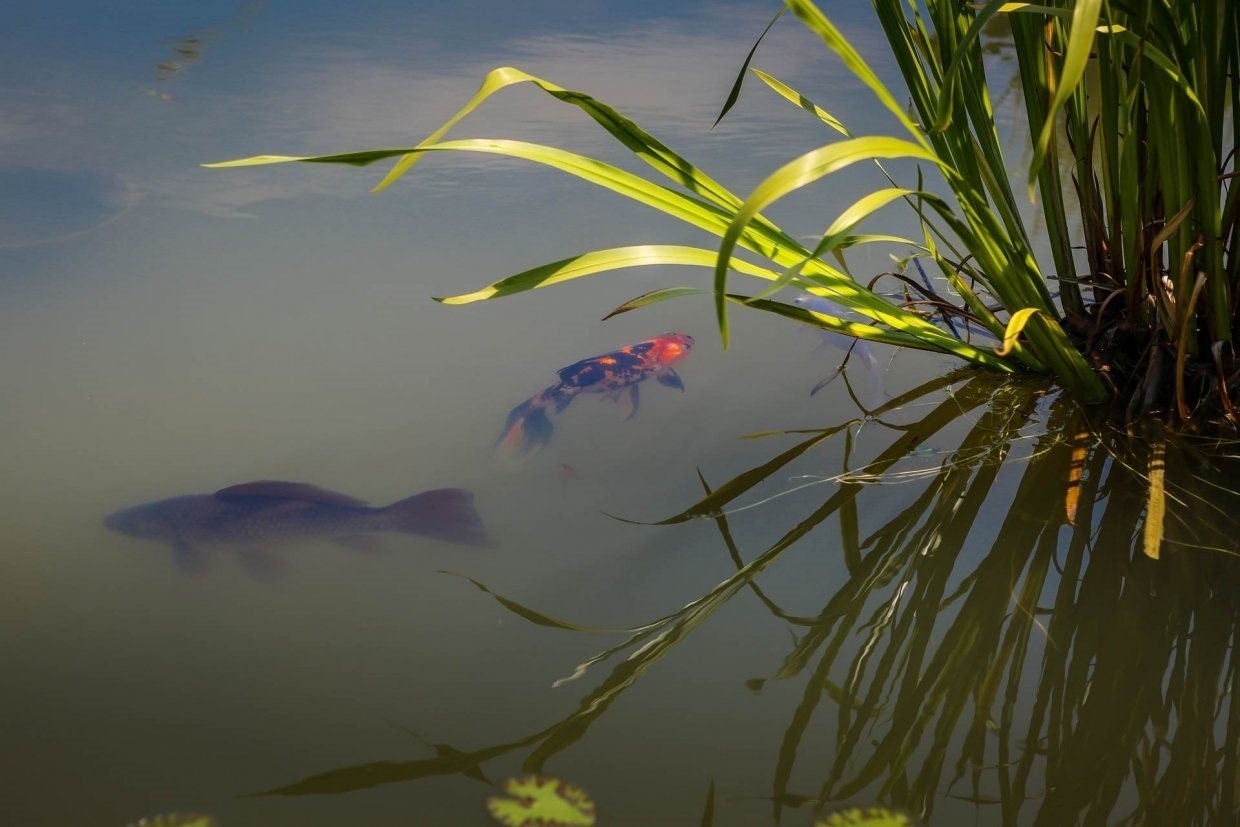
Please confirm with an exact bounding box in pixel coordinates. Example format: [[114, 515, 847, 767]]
[[3, 2, 1239, 826]]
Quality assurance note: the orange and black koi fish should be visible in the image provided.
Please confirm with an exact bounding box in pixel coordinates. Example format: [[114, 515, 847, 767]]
[[498, 332, 694, 455]]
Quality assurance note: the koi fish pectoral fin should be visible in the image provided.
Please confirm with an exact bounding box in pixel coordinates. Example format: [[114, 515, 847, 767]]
[[656, 368, 685, 392], [615, 384, 640, 421]]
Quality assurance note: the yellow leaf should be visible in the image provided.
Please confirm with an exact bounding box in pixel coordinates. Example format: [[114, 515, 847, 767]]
[[995, 307, 1046, 357]]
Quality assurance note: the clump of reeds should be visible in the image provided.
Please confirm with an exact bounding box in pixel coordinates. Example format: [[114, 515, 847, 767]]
[[207, 0, 1238, 425]]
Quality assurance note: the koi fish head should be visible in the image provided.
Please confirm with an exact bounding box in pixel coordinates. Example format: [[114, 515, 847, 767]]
[[651, 332, 694, 366]]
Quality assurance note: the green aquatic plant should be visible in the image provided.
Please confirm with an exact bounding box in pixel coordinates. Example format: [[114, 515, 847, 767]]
[[238, 373, 1240, 823], [815, 808, 918, 827], [207, 0, 1238, 419], [486, 776, 596, 827], [124, 816, 218, 827]]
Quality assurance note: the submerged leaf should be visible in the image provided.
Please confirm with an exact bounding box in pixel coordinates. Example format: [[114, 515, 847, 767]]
[[486, 776, 596, 827], [700, 779, 716, 827], [440, 570, 667, 634], [815, 805, 918, 826], [125, 816, 218, 827]]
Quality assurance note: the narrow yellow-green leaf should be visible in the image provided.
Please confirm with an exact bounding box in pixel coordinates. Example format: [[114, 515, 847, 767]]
[[372, 66, 744, 212], [713, 7, 785, 128], [1029, 0, 1102, 196], [931, 0, 1013, 132], [603, 287, 711, 319], [714, 136, 942, 346], [730, 295, 946, 352], [995, 307, 1046, 356], [751, 68, 849, 135], [749, 187, 914, 302], [435, 245, 778, 304], [995, 3, 1063, 17], [203, 149, 414, 168], [786, 0, 926, 143]]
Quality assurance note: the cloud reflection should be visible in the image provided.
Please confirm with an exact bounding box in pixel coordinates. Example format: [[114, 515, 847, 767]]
[[160, 4, 887, 216]]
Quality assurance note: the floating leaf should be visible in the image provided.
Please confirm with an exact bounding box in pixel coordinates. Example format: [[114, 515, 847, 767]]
[[815, 806, 918, 827], [125, 816, 219, 827], [486, 776, 596, 827]]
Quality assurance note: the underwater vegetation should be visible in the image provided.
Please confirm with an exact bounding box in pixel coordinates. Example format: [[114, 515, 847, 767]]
[[227, 373, 1240, 824]]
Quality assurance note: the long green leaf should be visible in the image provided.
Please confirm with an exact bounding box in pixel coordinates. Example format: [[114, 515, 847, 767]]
[[713, 6, 786, 128], [751, 68, 850, 135], [713, 136, 944, 346], [1028, 0, 1102, 194], [435, 245, 779, 305], [786, 0, 927, 144], [749, 187, 916, 302], [371, 66, 747, 212]]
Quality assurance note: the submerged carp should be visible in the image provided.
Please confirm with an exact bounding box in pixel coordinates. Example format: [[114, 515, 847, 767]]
[[498, 332, 694, 455], [105, 481, 490, 577]]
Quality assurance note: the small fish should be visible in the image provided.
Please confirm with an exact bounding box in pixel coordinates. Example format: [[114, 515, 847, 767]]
[[793, 296, 886, 401], [105, 481, 490, 578], [498, 332, 694, 455]]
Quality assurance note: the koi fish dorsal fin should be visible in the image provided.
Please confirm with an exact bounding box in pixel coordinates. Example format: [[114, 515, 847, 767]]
[[212, 481, 369, 508]]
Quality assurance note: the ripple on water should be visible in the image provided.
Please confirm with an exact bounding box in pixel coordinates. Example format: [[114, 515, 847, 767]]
[[0, 167, 130, 249]]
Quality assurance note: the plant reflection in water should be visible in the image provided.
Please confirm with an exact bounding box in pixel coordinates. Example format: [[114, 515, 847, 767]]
[[249, 372, 1240, 826]]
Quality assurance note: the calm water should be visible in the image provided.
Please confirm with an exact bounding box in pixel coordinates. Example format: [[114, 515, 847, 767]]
[[3, 2, 1239, 825]]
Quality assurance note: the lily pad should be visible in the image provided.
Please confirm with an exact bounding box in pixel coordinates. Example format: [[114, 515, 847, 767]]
[[486, 776, 596, 826]]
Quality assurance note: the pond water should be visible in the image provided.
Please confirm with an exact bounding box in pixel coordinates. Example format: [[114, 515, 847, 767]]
[[4, 2, 1240, 826]]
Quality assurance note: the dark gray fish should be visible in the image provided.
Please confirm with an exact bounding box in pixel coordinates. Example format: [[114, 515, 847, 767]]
[[105, 481, 491, 578]]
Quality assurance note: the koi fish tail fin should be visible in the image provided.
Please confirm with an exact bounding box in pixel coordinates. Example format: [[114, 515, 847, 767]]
[[496, 385, 567, 455], [384, 488, 492, 547]]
